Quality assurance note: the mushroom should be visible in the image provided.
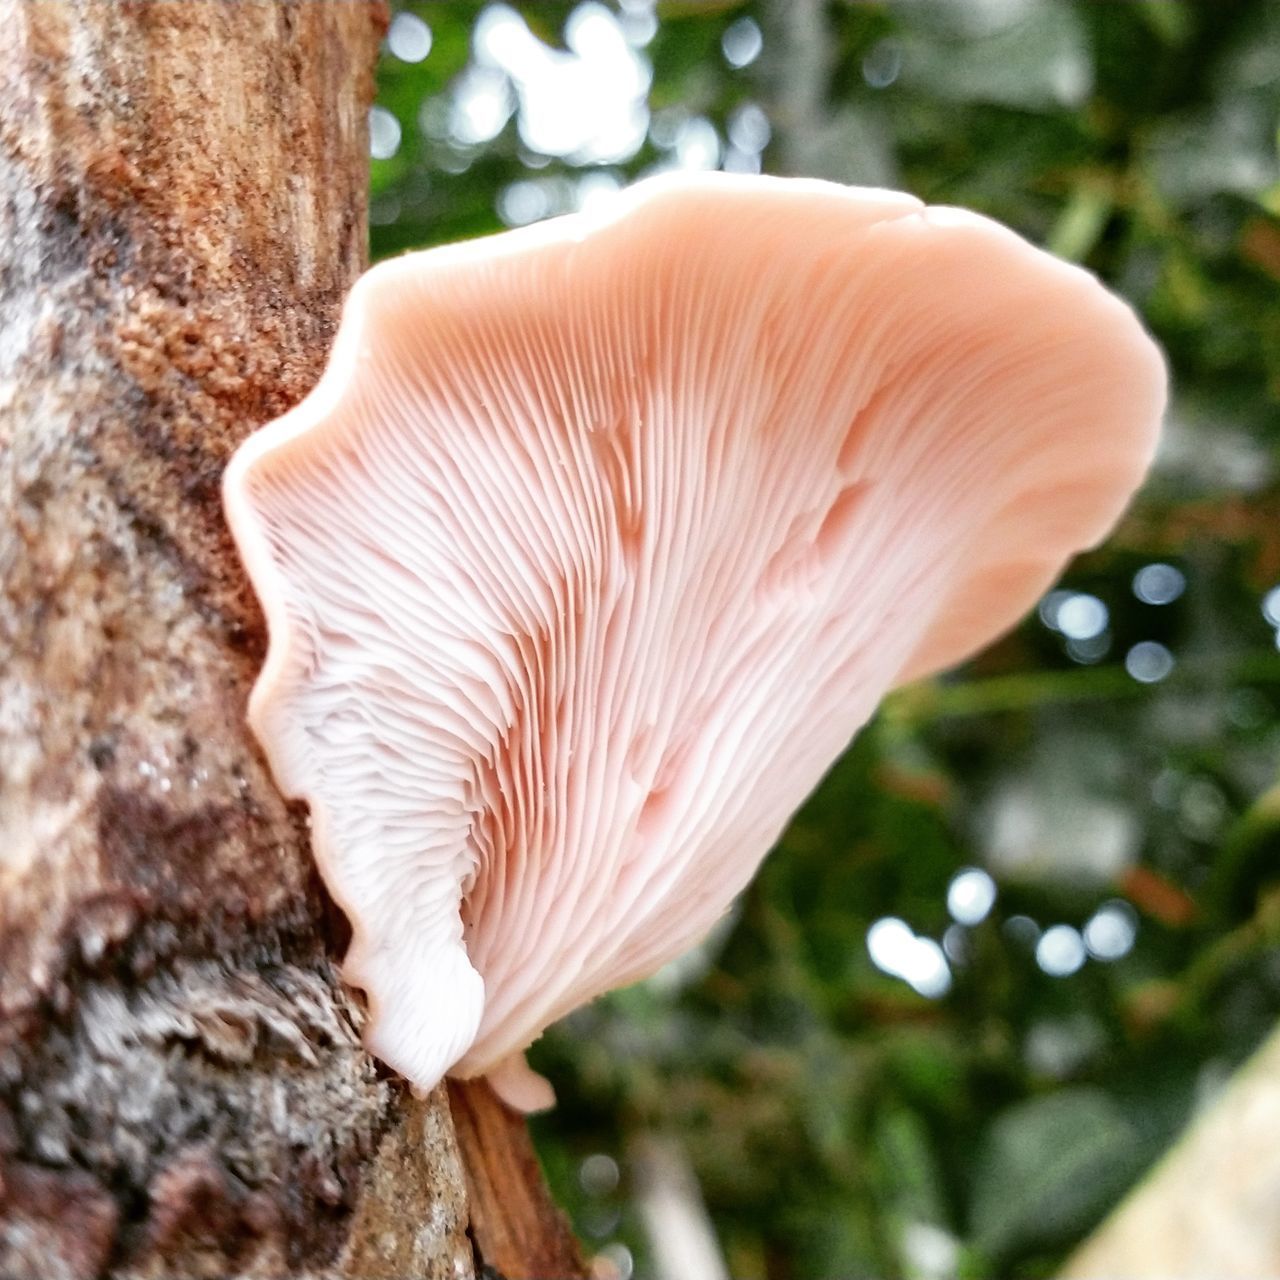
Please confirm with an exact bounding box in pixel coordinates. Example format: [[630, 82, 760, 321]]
[[223, 173, 1165, 1109]]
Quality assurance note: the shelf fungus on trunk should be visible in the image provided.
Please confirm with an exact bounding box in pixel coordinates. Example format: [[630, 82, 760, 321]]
[[223, 173, 1166, 1110]]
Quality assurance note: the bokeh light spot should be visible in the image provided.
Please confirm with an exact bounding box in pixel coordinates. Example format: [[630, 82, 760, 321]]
[[946, 867, 997, 926], [1056, 593, 1108, 640], [387, 11, 433, 63], [1036, 924, 1086, 976], [591, 1241, 634, 1280], [862, 39, 903, 88], [900, 1221, 958, 1280], [1125, 640, 1175, 683], [1003, 915, 1041, 948], [1133, 562, 1185, 605], [1082, 901, 1137, 961], [728, 102, 771, 154], [942, 923, 969, 965], [1038, 588, 1073, 630], [674, 116, 721, 170], [449, 65, 514, 145], [498, 179, 552, 226], [472, 3, 650, 163], [576, 169, 624, 212], [721, 16, 763, 69], [617, 0, 657, 47], [580, 1152, 621, 1196], [368, 106, 403, 160], [868, 918, 952, 998], [1066, 631, 1111, 664]]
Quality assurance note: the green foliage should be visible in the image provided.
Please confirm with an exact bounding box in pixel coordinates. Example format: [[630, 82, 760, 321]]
[[372, 3, 1280, 1275], [968, 1089, 1142, 1261]]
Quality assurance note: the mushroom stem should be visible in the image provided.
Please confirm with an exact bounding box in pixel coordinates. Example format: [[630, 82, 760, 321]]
[[447, 1077, 585, 1279]]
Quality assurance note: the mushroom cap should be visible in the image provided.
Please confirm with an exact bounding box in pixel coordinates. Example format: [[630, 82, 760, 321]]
[[223, 173, 1165, 1102]]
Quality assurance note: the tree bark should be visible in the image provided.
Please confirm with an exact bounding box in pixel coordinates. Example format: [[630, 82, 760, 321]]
[[1059, 1021, 1280, 1279], [0, 4, 579, 1277]]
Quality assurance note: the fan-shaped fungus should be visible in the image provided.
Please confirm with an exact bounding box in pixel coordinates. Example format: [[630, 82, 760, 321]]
[[223, 174, 1165, 1108]]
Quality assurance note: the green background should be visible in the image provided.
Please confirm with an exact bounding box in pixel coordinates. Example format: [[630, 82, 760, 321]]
[[370, 3, 1280, 1276]]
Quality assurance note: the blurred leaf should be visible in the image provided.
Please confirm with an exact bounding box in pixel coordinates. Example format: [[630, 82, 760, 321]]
[[970, 1088, 1142, 1257], [1136, 0, 1193, 48], [875, 1105, 948, 1228], [1047, 184, 1113, 261]]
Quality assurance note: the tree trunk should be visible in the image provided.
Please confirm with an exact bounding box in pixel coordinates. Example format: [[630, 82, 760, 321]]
[[1060, 1021, 1280, 1279], [0, 4, 581, 1277]]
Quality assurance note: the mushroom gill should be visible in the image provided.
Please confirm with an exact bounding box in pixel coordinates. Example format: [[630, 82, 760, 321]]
[[223, 173, 1166, 1105]]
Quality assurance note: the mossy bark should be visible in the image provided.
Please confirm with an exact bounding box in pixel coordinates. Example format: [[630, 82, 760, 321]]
[[0, 4, 579, 1277]]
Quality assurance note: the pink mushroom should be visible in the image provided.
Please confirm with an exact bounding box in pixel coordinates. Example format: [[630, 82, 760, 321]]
[[223, 173, 1165, 1110]]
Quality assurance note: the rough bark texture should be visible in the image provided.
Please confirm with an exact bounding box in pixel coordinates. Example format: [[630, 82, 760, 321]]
[[1060, 1022, 1280, 1279], [0, 4, 578, 1277]]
